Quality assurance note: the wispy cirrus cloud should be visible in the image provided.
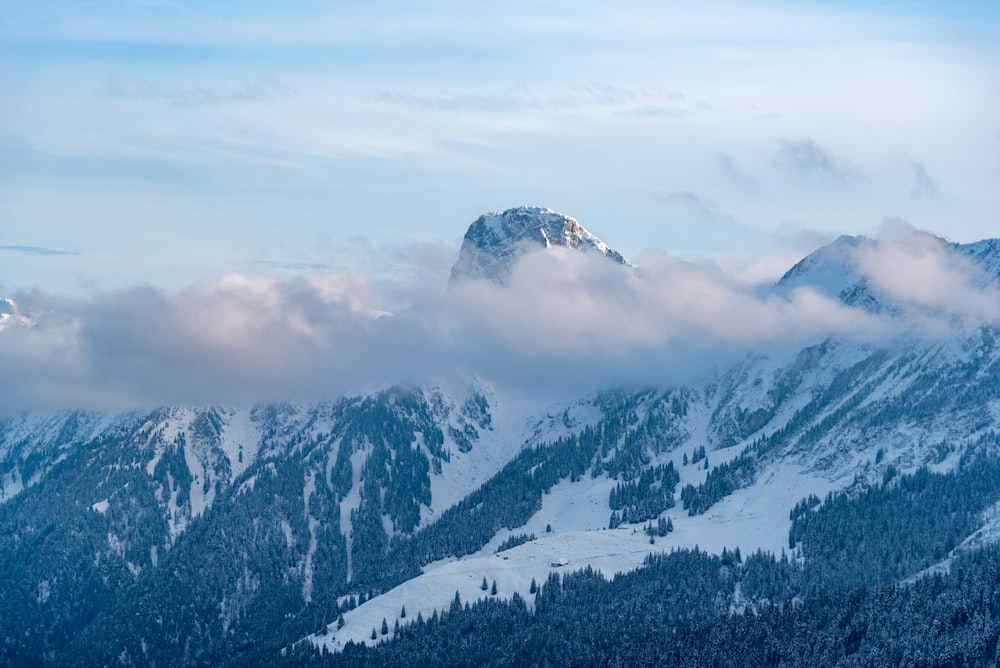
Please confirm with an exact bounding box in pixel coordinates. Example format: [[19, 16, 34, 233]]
[[0, 245, 79, 257], [102, 75, 297, 108], [376, 84, 686, 114]]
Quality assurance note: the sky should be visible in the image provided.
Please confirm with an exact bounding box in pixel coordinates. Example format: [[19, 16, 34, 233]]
[[1, 2, 998, 410]]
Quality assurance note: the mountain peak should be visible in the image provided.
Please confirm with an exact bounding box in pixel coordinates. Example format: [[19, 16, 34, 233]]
[[449, 206, 629, 285], [773, 235, 887, 312], [774, 233, 1000, 314]]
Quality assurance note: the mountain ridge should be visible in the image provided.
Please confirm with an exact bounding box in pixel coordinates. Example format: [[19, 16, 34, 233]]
[[2, 211, 1000, 664]]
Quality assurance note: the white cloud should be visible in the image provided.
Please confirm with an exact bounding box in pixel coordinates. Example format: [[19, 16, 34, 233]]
[[7, 226, 997, 412], [856, 220, 1000, 326]]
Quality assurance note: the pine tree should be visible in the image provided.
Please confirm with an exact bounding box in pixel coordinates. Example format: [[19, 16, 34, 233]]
[[337, 613, 345, 630], [529, 578, 537, 594], [491, 579, 497, 595], [400, 605, 406, 619], [481, 576, 489, 591], [380, 617, 388, 635], [370, 627, 377, 640]]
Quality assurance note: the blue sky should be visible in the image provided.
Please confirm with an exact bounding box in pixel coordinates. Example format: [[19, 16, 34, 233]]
[[1, 1, 998, 296]]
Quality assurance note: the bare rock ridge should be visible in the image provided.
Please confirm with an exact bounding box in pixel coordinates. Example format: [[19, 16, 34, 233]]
[[449, 206, 629, 285]]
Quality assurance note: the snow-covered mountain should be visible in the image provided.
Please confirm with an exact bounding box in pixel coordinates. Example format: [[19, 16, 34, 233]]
[[449, 206, 628, 284], [3, 210, 1000, 665], [774, 233, 1000, 315]]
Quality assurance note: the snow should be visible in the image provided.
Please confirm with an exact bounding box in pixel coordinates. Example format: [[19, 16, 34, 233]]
[[310, 528, 668, 652], [310, 453, 841, 653], [92, 499, 110, 514], [220, 408, 260, 479], [0, 469, 24, 502], [449, 207, 628, 284], [302, 517, 320, 604], [503, 474, 616, 537], [909, 498, 1000, 581], [280, 519, 294, 549], [422, 382, 602, 527], [774, 235, 871, 304], [340, 445, 370, 581]]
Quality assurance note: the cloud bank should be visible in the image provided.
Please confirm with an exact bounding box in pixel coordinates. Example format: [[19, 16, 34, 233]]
[[1, 228, 997, 413]]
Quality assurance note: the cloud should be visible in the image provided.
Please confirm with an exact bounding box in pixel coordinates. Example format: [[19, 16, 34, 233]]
[[102, 76, 296, 108], [772, 139, 859, 184], [855, 218, 1000, 325], [714, 152, 755, 186], [0, 245, 79, 257], [376, 85, 686, 114], [2, 226, 997, 413], [666, 191, 738, 227], [250, 260, 337, 272], [619, 106, 690, 119], [907, 159, 937, 199]]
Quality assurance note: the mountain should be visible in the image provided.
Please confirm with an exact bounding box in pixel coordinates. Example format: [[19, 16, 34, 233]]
[[3, 214, 1000, 665], [774, 233, 1000, 314], [449, 206, 628, 284]]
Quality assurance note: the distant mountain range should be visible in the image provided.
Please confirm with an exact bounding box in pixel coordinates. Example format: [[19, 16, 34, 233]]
[[3, 207, 1000, 666]]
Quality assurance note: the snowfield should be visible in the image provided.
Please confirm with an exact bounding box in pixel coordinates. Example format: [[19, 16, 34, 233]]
[[311, 459, 839, 652]]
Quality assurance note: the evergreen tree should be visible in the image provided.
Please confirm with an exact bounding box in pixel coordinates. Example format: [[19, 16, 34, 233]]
[[491, 580, 497, 595], [337, 613, 345, 630], [529, 578, 537, 594], [400, 605, 406, 619], [481, 576, 489, 591], [380, 618, 388, 636]]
